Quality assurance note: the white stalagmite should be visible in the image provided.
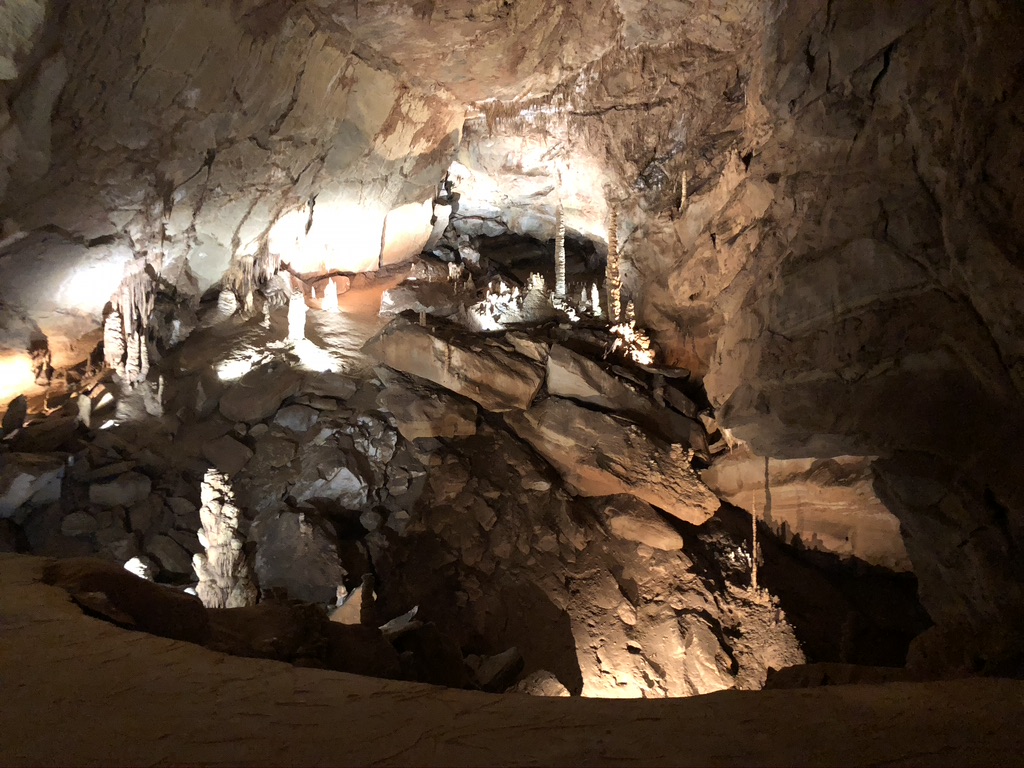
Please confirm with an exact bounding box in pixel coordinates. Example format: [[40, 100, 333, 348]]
[[591, 282, 602, 317], [102, 309, 125, 373], [554, 201, 567, 299], [193, 468, 258, 609], [606, 206, 621, 323], [322, 277, 339, 313], [287, 284, 307, 342]]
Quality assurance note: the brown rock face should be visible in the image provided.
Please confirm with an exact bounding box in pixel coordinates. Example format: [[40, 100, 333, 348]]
[[0, 0, 1021, 677], [506, 397, 720, 525], [702, 446, 911, 572], [370, 322, 544, 412]]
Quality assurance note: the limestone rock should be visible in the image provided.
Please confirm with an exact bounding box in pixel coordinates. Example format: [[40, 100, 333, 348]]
[[250, 508, 347, 605], [376, 378, 477, 441], [0, 453, 64, 520], [1, 395, 27, 434], [602, 496, 684, 552], [301, 372, 358, 401], [147, 534, 193, 575], [370, 322, 543, 413], [89, 471, 151, 508], [61, 512, 98, 537], [701, 446, 911, 572], [468, 647, 524, 693], [201, 435, 254, 477], [511, 670, 571, 697], [546, 344, 650, 413], [291, 449, 370, 509], [506, 398, 720, 525], [219, 361, 301, 423], [273, 405, 319, 433]]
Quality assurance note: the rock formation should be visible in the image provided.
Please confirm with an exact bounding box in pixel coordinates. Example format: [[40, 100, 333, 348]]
[[193, 469, 258, 610], [0, 2, 1021, 753]]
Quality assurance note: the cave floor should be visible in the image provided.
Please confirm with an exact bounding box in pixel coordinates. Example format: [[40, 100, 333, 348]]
[[1, 553, 1020, 767]]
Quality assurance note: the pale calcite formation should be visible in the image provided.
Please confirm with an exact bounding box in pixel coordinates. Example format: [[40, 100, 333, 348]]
[[193, 468, 258, 610]]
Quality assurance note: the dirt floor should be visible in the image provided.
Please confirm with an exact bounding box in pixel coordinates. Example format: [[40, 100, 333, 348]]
[[1, 553, 1021, 767]]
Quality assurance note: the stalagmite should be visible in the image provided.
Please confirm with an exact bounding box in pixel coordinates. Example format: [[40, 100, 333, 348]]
[[102, 309, 125, 372], [287, 284, 307, 342], [322, 277, 339, 313], [216, 288, 239, 319], [591, 282, 602, 318], [606, 206, 621, 323], [193, 468, 258, 609], [554, 201, 567, 299], [680, 171, 688, 214]]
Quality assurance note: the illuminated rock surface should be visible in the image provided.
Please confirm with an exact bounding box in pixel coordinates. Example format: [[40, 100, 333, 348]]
[[0, 0, 1021, 760]]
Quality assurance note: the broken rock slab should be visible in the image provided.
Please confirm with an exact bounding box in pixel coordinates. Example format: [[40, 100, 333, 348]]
[[0, 453, 65, 521], [369, 321, 543, 413], [506, 397, 720, 525], [600, 495, 684, 551], [701, 445, 911, 572], [546, 344, 651, 414], [89, 471, 151, 508], [202, 435, 254, 477], [376, 377, 477, 441], [273, 404, 319, 433], [219, 361, 302, 423]]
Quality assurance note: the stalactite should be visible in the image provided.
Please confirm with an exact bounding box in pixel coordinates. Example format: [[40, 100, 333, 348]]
[[104, 269, 155, 386], [193, 469, 258, 609], [606, 205, 621, 323], [680, 170, 689, 214]]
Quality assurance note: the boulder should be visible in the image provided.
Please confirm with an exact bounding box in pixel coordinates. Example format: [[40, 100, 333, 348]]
[[219, 360, 302, 423], [291, 448, 370, 509], [1, 395, 27, 434], [251, 508, 347, 604], [146, 534, 194, 575], [546, 344, 650, 413], [201, 434, 254, 477], [301, 372, 358, 401], [376, 378, 477, 441], [0, 453, 64, 520], [602, 495, 684, 551], [61, 511, 98, 537], [251, 436, 296, 469], [89, 471, 151, 508], [369, 322, 543, 413], [506, 398, 720, 525], [468, 647, 524, 692], [511, 669, 571, 697], [273, 404, 319, 433], [701, 445, 911, 572]]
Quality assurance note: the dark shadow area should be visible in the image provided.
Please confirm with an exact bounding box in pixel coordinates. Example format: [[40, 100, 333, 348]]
[[372, 527, 583, 694], [677, 504, 931, 667]]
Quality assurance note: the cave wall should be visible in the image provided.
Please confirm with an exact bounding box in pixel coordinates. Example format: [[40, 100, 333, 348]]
[[1, 0, 1022, 673]]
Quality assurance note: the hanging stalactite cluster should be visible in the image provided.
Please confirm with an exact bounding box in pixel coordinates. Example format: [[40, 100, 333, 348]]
[[223, 248, 281, 315], [103, 269, 155, 386]]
